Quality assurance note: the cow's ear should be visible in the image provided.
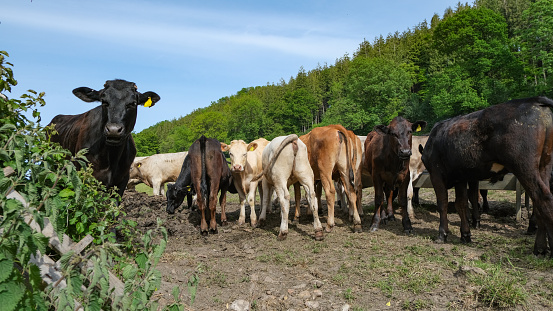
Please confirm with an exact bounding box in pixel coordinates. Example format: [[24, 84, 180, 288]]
[[374, 125, 389, 135], [139, 92, 161, 107], [418, 144, 424, 155], [247, 142, 258, 152], [221, 143, 229, 152], [412, 121, 427, 132], [73, 87, 100, 102]]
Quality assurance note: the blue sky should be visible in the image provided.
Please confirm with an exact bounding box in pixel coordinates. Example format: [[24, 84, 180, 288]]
[[2, 0, 462, 133]]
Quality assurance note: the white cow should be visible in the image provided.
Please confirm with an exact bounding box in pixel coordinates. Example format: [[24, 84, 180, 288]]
[[128, 156, 149, 190], [221, 138, 270, 226], [407, 135, 429, 218], [253, 134, 324, 241], [128, 152, 188, 196]]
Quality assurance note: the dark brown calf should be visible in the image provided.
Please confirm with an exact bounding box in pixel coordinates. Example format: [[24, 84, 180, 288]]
[[188, 135, 232, 235], [364, 116, 426, 233], [421, 96, 553, 256]]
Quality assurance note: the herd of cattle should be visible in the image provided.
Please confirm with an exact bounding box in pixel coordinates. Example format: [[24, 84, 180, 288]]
[[47, 79, 553, 257]]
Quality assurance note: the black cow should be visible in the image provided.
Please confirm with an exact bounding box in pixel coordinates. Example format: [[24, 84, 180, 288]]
[[48, 79, 160, 198], [167, 135, 232, 235], [421, 96, 553, 256], [364, 116, 427, 233], [166, 155, 195, 213]]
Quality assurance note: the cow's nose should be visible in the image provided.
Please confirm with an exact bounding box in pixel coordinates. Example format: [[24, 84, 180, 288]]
[[104, 123, 124, 137], [399, 149, 412, 159], [232, 164, 243, 172]]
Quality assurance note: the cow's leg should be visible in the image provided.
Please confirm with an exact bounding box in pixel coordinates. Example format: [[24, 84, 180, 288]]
[[303, 182, 324, 241], [384, 186, 396, 221], [196, 189, 208, 235], [259, 180, 272, 226], [234, 182, 248, 226], [430, 175, 449, 243], [152, 179, 162, 196], [276, 184, 290, 240], [321, 175, 337, 233], [515, 172, 553, 256], [412, 187, 421, 206], [247, 181, 259, 227], [340, 175, 362, 233], [292, 182, 302, 223], [467, 181, 481, 229], [480, 189, 489, 214], [407, 172, 415, 219], [356, 185, 363, 217], [209, 187, 219, 234], [219, 190, 228, 226], [314, 181, 322, 216], [370, 179, 385, 232], [455, 183, 471, 243], [398, 177, 413, 234]]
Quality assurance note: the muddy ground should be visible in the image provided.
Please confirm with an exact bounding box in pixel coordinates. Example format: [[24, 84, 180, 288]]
[[120, 188, 553, 311]]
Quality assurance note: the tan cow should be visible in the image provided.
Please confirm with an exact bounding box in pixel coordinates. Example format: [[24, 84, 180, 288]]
[[128, 156, 149, 190], [295, 124, 363, 233], [253, 134, 323, 241], [407, 135, 429, 218], [128, 152, 188, 196], [221, 138, 270, 226]]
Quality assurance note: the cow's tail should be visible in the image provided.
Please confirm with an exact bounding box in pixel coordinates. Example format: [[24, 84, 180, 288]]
[[338, 130, 355, 187], [251, 134, 298, 182], [199, 135, 209, 208]]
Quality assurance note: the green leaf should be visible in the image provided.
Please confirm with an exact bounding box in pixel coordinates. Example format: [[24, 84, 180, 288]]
[[0, 281, 25, 311], [58, 188, 75, 198], [135, 253, 148, 271], [122, 264, 138, 280], [0, 255, 13, 283]]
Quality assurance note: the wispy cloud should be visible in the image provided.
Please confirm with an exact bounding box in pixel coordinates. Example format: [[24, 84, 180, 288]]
[[3, 1, 360, 62]]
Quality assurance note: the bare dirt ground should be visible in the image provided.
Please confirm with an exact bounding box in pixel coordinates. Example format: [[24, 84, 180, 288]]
[[120, 188, 553, 311]]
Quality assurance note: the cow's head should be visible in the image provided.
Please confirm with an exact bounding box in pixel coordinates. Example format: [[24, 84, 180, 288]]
[[72, 79, 160, 146], [166, 183, 184, 214], [221, 140, 258, 172], [375, 117, 427, 160]]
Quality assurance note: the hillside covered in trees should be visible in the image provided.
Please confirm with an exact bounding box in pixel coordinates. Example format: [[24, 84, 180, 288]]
[[133, 0, 553, 156]]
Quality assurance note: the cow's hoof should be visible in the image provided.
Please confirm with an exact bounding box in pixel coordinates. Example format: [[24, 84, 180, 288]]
[[404, 229, 413, 235], [526, 226, 538, 235], [201, 230, 208, 236], [460, 234, 471, 243], [210, 228, 218, 235], [325, 225, 333, 233], [435, 234, 447, 244], [278, 232, 288, 241], [291, 217, 299, 225], [314, 230, 324, 241], [353, 224, 363, 233], [221, 220, 228, 227], [369, 225, 379, 232], [237, 219, 246, 226], [250, 221, 257, 228]]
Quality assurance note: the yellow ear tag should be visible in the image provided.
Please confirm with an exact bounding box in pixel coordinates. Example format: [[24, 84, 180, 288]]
[[416, 124, 422, 132], [144, 97, 152, 108], [249, 146, 255, 151], [137, 163, 141, 167]]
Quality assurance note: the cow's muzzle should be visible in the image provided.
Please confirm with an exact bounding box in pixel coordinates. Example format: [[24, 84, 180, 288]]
[[399, 149, 412, 160], [104, 123, 126, 145]]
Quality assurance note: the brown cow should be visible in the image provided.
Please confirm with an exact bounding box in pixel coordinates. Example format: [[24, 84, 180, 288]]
[[295, 124, 363, 233], [421, 96, 553, 256], [364, 116, 427, 233], [186, 135, 232, 235]]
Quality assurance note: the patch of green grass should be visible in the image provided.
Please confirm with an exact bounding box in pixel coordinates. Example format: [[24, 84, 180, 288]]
[[468, 261, 528, 308], [305, 241, 328, 254], [402, 299, 431, 310], [332, 274, 347, 286], [343, 288, 355, 301]]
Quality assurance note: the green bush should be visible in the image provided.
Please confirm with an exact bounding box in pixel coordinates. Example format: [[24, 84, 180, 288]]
[[0, 51, 183, 310]]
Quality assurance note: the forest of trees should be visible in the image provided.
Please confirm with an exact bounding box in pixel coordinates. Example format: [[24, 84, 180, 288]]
[[133, 0, 553, 156]]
